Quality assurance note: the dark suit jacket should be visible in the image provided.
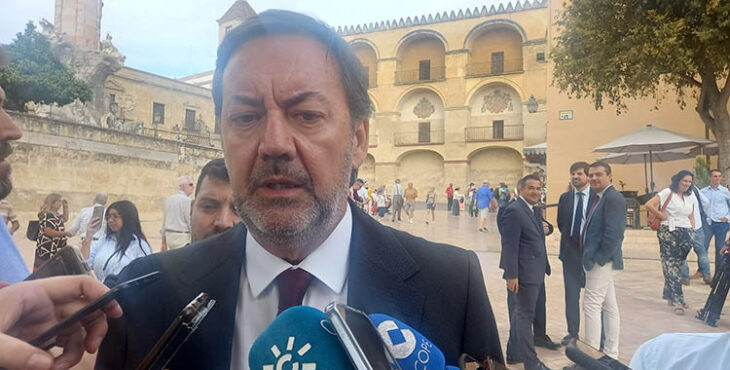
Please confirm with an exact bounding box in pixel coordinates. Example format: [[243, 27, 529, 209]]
[[557, 188, 593, 263], [498, 198, 551, 284], [582, 185, 626, 271], [96, 202, 504, 368]]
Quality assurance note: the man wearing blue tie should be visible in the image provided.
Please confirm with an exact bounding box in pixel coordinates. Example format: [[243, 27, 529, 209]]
[[700, 169, 730, 277], [556, 162, 591, 345]]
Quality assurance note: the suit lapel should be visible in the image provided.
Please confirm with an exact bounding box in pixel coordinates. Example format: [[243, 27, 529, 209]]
[[176, 223, 247, 368], [518, 198, 543, 236], [346, 201, 426, 328]]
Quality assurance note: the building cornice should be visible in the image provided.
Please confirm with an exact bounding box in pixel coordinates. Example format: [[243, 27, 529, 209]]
[[336, 0, 548, 36]]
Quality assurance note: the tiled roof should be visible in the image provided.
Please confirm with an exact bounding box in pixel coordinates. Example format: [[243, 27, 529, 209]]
[[218, 0, 256, 23]]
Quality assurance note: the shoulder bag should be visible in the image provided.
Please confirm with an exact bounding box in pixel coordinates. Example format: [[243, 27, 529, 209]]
[[649, 192, 673, 231]]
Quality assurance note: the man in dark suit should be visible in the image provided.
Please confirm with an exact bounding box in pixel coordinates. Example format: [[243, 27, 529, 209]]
[[581, 161, 626, 360], [96, 10, 503, 369], [500, 174, 552, 370], [556, 162, 591, 345]]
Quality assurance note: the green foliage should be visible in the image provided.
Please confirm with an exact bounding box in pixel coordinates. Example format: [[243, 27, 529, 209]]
[[0, 22, 91, 111], [695, 156, 710, 188], [551, 0, 730, 113]]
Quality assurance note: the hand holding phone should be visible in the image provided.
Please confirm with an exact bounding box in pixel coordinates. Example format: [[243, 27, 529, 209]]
[[0, 275, 123, 370]]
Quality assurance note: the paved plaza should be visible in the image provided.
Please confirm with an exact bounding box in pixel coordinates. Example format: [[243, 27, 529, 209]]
[[12, 205, 730, 369]]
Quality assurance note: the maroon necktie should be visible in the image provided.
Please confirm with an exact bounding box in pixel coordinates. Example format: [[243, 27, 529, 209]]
[[276, 268, 314, 315]]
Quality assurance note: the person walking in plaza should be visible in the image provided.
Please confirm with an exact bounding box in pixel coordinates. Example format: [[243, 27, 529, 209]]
[[497, 182, 511, 209], [581, 161, 626, 360], [85, 200, 151, 283], [446, 183, 454, 211], [34, 193, 72, 271], [68, 193, 108, 243], [557, 161, 591, 345], [451, 187, 462, 216], [476, 180, 494, 231], [160, 175, 194, 251], [391, 178, 404, 222], [499, 174, 552, 370], [375, 186, 388, 221], [425, 187, 436, 224], [646, 170, 697, 314], [682, 183, 712, 285], [700, 169, 730, 277], [404, 182, 418, 223], [467, 182, 477, 217]]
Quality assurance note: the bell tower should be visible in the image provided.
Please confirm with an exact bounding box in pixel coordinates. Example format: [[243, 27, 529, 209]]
[[54, 0, 103, 50]]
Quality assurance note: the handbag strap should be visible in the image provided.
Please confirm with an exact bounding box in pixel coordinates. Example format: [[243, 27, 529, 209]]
[[659, 192, 673, 212]]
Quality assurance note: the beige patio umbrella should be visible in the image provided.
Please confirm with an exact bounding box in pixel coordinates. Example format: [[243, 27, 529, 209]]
[[594, 124, 712, 192], [599, 149, 695, 194]]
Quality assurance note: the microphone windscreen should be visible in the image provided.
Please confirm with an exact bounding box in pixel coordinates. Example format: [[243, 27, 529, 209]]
[[249, 306, 354, 370], [369, 313, 446, 369]]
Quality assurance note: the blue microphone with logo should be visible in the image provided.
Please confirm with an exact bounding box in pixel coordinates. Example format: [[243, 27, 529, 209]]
[[369, 313, 459, 370], [248, 306, 355, 370]]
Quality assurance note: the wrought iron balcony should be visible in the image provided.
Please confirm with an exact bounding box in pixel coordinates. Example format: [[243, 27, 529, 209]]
[[464, 124, 523, 142], [466, 58, 523, 77], [394, 129, 445, 146], [394, 66, 446, 85]]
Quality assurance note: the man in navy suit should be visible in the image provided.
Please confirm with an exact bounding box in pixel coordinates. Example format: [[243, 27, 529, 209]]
[[581, 161, 626, 360], [556, 162, 591, 345], [96, 10, 503, 369], [500, 174, 552, 370]]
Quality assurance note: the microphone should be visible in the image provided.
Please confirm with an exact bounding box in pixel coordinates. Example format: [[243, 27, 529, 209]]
[[369, 313, 452, 370], [248, 306, 355, 370]]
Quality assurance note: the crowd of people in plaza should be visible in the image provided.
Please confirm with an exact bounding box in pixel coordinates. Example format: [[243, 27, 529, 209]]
[[350, 177, 512, 228], [1, 8, 730, 370]]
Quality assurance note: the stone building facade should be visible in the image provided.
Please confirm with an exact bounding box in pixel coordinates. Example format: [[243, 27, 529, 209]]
[[340, 1, 549, 196]]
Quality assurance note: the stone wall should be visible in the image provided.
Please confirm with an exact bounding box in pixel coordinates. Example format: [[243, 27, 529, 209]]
[[6, 112, 222, 225]]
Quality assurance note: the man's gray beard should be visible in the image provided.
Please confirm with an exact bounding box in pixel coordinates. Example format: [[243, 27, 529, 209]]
[[234, 148, 353, 251]]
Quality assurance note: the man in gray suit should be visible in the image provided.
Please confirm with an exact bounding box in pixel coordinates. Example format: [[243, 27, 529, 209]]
[[581, 161, 626, 360], [500, 174, 552, 370]]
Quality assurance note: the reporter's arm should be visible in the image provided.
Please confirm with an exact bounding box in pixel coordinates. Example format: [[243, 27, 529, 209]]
[[0, 275, 123, 370]]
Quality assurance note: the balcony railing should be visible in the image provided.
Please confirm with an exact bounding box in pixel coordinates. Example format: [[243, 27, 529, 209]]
[[465, 124, 523, 142], [395, 66, 446, 84], [466, 58, 523, 77], [394, 129, 445, 146]]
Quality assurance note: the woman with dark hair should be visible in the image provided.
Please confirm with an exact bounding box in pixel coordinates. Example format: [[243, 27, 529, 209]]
[[86, 200, 151, 282], [646, 170, 696, 315], [34, 193, 71, 271]]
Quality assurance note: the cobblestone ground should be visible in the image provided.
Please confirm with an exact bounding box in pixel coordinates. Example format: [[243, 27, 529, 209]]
[[13, 205, 729, 369]]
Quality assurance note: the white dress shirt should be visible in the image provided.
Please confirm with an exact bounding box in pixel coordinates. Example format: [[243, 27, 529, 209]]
[[570, 187, 590, 236], [161, 191, 191, 233], [630, 332, 730, 370], [88, 234, 151, 282], [68, 204, 106, 239], [230, 207, 352, 370]]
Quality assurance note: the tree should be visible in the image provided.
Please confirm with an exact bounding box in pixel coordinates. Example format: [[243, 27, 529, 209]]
[[0, 22, 91, 111], [551, 0, 730, 171]]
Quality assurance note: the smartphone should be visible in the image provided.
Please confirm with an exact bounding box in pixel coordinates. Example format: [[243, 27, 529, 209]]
[[25, 246, 92, 281], [136, 292, 216, 370], [324, 303, 401, 370], [29, 271, 161, 348]]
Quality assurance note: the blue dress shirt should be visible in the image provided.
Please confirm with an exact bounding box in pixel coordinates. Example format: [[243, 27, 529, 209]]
[[700, 185, 730, 222], [0, 215, 29, 283]]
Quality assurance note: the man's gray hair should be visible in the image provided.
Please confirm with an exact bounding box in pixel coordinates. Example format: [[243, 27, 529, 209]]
[[518, 174, 542, 189], [94, 193, 108, 205]]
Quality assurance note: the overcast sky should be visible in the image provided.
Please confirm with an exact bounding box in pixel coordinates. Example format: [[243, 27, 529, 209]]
[[0, 0, 505, 78]]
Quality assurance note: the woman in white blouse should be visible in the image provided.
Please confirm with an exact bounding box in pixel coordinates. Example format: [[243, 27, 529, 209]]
[[86, 200, 151, 283], [646, 170, 696, 315]]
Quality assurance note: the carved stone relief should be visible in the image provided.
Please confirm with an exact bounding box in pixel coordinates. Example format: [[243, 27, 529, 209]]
[[481, 89, 514, 114], [413, 97, 435, 119]]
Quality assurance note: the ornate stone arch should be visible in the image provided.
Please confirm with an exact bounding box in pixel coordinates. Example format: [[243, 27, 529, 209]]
[[462, 19, 528, 49], [349, 38, 380, 59], [394, 29, 449, 56], [465, 78, 527, 107], [393, 85, 447, 112]]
